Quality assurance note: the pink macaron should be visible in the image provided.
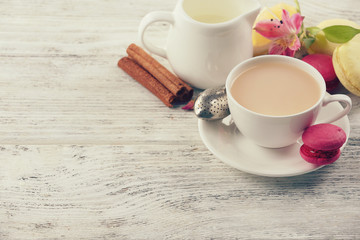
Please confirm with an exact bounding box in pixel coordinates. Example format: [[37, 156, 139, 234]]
[[302, 54, 339, 92], [300, 123, 346, 165]]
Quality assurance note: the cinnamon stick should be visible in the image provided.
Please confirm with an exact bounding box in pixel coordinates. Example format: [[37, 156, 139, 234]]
[[127, 43, 193, 101], [118, 57, 175, 107]]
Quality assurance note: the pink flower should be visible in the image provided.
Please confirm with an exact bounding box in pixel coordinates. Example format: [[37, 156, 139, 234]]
[[254, 9, 304, 57], [182, 100, 194, 110]]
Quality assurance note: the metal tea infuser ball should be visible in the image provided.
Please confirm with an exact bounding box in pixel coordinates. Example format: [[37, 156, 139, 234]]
[[194, 85, 230, 120]]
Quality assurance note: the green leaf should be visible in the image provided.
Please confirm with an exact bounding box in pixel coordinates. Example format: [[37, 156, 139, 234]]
[[294, 0, 301, 14], [306, 27, 322, 36], [322, 25, 360, 43], [302, 37, 316, 49]]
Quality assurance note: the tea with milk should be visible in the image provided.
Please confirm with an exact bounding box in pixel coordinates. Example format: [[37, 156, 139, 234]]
[[230, 62, 321, 116]]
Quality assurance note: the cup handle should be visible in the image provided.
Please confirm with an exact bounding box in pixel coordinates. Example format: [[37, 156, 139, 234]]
[[321, 94, 352, 123], [138, 11, 174, 59]]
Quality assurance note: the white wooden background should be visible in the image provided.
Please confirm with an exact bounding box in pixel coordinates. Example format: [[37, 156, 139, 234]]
[[0, 0, 359, 239]]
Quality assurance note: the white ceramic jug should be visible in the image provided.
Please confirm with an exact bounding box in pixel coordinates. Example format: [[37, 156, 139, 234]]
[[139, 0, 261, 89]]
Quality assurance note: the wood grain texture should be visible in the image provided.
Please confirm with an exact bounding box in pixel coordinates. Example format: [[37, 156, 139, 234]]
[[0, 0, 359, 239]]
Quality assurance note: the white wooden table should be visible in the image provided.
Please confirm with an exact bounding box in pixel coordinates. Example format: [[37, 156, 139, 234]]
[[0, 0, 359, 239]]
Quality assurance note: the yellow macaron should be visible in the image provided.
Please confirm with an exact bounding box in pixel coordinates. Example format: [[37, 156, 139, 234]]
[[333, 35, 360, 96]]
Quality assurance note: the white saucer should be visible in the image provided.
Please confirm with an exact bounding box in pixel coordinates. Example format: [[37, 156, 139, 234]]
[[198, 100, 351, 177]]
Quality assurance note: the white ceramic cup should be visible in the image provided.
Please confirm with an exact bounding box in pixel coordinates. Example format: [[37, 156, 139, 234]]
[[226, 55, 352, 148], [138, 0, 261, 89]]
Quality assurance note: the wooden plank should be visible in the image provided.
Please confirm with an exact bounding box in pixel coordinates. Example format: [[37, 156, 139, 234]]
[[0, 144, 359, 239]]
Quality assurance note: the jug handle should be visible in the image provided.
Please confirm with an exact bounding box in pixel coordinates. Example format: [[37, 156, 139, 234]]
[[138, 11, 174, 59]]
